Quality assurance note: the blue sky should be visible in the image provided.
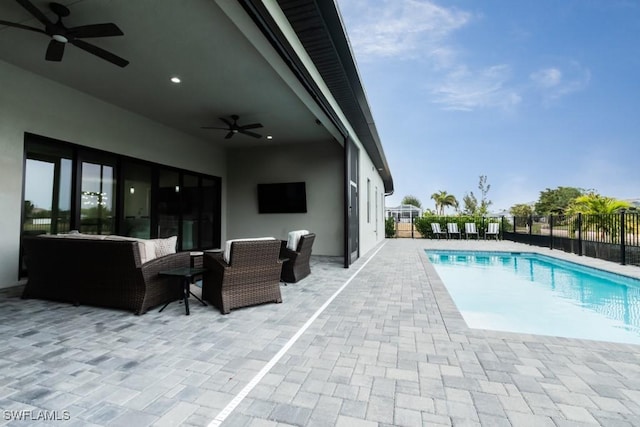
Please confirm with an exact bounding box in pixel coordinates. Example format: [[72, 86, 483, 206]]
[[336, 0, 640, 213]]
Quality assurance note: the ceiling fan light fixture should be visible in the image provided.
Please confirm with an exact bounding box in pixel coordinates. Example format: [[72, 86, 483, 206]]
[[170, 76, 181, 83], [52, 34, 68, 43], [266, 135, 273, 140]]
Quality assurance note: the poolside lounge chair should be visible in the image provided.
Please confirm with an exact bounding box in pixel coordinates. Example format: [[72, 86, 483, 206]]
[[486, 223, 500, 240], [447, 223, 461, 239], [464, 223, 479, 239], [431, 223, 447, 239]]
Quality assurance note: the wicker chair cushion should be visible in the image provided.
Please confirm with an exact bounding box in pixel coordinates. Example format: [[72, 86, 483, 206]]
[[286, 230, 309, 250], [223, 237, 275, 264]]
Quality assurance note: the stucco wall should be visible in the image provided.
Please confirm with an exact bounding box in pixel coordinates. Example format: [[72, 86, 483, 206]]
[[357, 144, 387, 256], [0, 60, 226, 288], [226, 141, 343, 256]]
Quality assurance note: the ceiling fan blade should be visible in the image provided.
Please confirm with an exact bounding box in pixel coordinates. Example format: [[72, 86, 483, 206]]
[[68, 23, 124, 38], [45, 39, 65, 61], [70, 39, 129, 67], [241, 130, 262, 139], [16, 0, 51, 27], [219, 117, 233, 127], [0, 20, 46, 34], [239, 123, 263, 130], [225, 132, 234, 139]]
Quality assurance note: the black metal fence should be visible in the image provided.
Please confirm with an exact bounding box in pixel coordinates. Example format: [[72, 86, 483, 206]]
[[503, 212, 640, 267]]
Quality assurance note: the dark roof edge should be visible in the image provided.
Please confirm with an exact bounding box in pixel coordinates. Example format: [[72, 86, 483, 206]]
[[238, 0, 393, 194], [237, 0, 349, 138], [314, 0, 393, 194]]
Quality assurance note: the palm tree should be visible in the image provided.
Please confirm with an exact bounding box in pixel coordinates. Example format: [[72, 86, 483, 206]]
[[567, 193, 631, 241], [430, 191, 458, 215], [430, 191, 442, 215], [401, 195, 422, 209]]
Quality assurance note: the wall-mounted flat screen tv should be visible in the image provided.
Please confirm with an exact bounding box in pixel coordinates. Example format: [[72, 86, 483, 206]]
[[257, 182, 307, 214]]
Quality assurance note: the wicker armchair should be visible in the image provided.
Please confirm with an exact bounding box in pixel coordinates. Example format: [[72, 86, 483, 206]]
[[202, 239, 283, 314], [279, 233, 315, 283]]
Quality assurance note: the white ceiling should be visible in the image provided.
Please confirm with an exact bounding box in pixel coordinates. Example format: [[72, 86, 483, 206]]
[[0, 0, 336, 147]]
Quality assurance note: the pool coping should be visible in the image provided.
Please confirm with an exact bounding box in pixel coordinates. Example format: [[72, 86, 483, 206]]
[[424, 248, 640, 285]]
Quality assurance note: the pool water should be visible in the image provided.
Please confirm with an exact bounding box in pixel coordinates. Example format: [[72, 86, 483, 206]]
[[426, 250, 640, 344]]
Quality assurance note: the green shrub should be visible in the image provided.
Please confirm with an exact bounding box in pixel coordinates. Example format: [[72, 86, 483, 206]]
[[414, 215, 438, 238], [385, 217, 396, 238], [414, 215, 500, 238]]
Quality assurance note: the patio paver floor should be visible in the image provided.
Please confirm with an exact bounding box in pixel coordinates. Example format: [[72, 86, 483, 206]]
[[1, 239, 640, 426]]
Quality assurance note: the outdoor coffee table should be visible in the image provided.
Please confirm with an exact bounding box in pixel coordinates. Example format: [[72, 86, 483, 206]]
[[158, 267, 207, 315]]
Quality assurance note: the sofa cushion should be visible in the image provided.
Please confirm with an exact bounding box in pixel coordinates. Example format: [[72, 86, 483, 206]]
[[223, 237, 275, 264], [135, 239, 158, 264], [286, 230, 309, 251], [104, 235, 155, 264], [52, 233, 107, 240], [153, 236, 177, 258]]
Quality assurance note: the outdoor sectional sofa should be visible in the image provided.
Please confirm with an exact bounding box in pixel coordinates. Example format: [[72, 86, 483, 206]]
[[21, 234, 189, 315]]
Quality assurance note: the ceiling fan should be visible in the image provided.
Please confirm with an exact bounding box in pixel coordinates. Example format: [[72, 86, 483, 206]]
[[0, 0, 129, 67], [202, 115, 263, 139]]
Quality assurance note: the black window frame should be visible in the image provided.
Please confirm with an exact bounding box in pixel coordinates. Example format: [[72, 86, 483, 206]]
[[20, 133, 222, 276]]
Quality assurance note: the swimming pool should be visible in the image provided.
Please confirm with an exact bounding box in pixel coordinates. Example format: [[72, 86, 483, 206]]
[[426, 250, 640, 344]]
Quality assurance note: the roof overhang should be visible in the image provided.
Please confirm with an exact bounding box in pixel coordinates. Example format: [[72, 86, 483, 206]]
[[0, 0, 392, 192]]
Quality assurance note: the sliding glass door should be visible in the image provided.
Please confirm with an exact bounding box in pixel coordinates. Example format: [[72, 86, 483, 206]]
[[23, 157, 73, 236], [201, 177, 220, 249], [122, 162, 152, 239], [78, 155, 117, 235], [157, 169, 181, 239], [181, 174, 200, 250], [21, 133, 222, 276]]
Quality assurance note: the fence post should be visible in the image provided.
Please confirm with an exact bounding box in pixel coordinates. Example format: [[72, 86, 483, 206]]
[[620, 209, 626, 265], [411, 210, 414, 239], [501, 216, 505, 240], [528, 214, 533, 245], [482, 216, 486, 239], [577, 213, 583, 256], [549, 214, 553, 250]]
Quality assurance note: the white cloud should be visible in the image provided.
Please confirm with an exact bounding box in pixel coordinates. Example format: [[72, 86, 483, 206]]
[[530, 63, 591, 104], [431, 65, 522, 111], [530, 68, 562, 88], [338, 0, 523, 112], [339, 0, 471, 65], [339, 1, 590, 112]]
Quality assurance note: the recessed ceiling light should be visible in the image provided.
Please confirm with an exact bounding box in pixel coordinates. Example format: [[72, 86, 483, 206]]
[[266, 135, 273, 140], [170, 76, 181, 84]]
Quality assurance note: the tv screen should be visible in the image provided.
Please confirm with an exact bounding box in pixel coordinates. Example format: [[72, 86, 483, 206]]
[[258, 182, 307, 214]]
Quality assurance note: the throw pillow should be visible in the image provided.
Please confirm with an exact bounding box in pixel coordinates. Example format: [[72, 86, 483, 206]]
[[154, 236, 177, 258]]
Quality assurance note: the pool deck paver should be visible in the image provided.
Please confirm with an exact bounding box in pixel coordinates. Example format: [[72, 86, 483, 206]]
[[1, 239, 640, 426]]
